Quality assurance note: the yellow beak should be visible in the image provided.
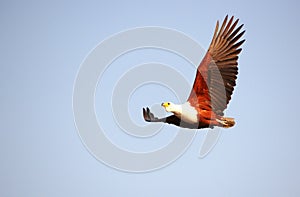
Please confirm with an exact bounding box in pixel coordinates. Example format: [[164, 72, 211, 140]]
[[162, 102, 168, 107]]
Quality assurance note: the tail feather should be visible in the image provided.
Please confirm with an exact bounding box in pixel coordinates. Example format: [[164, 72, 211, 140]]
[[220, 117, 235, 128]]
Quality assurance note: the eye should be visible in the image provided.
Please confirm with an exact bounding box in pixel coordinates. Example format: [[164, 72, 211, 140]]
[[168, 102, 170, 105]]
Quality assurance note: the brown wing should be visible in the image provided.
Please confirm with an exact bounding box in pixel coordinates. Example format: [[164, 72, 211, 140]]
[[187, 15, 245, 116]]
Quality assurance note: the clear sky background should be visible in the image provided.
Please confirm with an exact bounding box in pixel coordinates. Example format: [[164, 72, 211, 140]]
[[1, 0, 300, 196]]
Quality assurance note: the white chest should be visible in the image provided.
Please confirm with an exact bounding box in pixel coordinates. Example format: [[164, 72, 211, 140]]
[[176, 102, 199, 124]]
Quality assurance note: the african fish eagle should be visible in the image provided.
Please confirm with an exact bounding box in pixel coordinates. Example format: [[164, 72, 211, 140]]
[[143, 15, 245, 129]]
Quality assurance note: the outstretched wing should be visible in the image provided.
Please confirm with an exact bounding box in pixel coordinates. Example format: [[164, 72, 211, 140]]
[[187, 15, 245, 116], [143, 107, 199, 129]]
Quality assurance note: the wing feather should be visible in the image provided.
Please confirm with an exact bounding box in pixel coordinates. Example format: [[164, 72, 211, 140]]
[[187, 15, 245, 115]]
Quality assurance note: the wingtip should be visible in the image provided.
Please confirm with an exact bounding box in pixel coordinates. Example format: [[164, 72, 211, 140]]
[[142, 108, 146, 118], [224, 15, 228, 22], [143, 107, 150, 122], [225, 15, 235, 22]]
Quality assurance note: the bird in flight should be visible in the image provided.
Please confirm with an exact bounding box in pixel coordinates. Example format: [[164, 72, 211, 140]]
[[143, 15, 245, 129]]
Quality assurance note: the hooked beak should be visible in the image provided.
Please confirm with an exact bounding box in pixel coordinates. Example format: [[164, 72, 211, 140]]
[[161, 102, 167, 107]]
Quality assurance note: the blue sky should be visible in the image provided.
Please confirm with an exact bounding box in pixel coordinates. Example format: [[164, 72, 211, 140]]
[[1, 0, 300, 196]]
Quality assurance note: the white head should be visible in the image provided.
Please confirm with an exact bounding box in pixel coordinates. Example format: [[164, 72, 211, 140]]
[[161, 102, 182, 115]]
